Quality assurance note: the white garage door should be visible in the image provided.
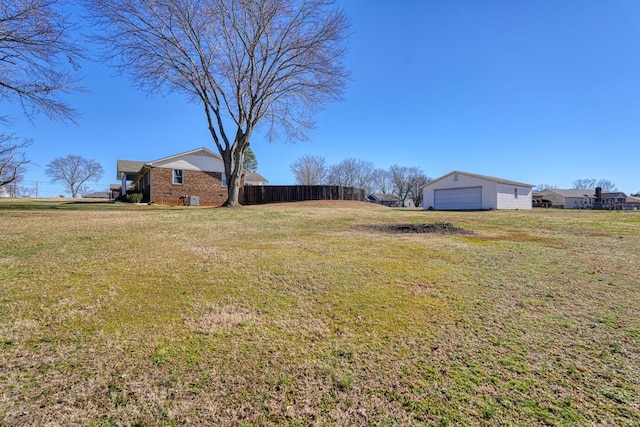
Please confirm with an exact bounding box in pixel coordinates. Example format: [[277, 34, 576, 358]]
[[434, 186, 482, 210]]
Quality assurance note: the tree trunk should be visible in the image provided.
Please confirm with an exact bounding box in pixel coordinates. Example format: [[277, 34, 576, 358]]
[[221, 133, 249, 207], [224, 168, 242, 207]]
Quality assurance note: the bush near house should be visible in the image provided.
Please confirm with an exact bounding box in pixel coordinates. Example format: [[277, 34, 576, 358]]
[[123, 192, 143, 203]]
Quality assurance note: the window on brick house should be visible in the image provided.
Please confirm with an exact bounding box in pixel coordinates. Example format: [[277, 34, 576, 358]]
[[221, 173, 227, 187], [173, 169, 183, 185]]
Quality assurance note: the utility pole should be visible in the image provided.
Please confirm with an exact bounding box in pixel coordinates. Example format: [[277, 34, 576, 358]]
[[35, 181, 38, 198]]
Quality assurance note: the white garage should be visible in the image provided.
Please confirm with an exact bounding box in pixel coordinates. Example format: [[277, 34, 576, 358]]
[[423, 171, 533, 211]]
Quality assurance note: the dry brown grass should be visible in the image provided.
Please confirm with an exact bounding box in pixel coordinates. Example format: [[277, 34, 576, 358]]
[[0, 200, 639, 426]]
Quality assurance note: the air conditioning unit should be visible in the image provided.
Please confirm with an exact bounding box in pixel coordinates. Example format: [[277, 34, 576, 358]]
[[186, 195, 199, 206]]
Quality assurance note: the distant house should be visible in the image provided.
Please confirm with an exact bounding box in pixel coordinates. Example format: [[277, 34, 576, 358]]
[[367, 193, 401, 207], [601, 192, 627, 209], [422, 171, 533, 210], [627, 195, 640, 204], [244, 172, 269, 186], [109, 184, 124, 200], [626, 196, 640, 210], [540, 189, 594, 209], [403, 198, 416, 208], [84, 191, 111, 199], [116, 147, 268, 206], [538, 189, 634, 209], [532, 192, 553, 208]]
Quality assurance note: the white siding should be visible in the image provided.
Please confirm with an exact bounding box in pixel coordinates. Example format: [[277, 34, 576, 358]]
[[564, 197, 591, 209], [154, 153, 225, 172], [496, 184, 533, 210]]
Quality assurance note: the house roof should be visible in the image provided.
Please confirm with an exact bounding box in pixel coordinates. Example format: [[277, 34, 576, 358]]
[[244, 172, 268, 184], [423, 170, 533, 189], [116, 160, 145, 179], [116, 148, 222, 179], [146, 147, 222, 166], [542, 189, 595, 198], [368, 193, 400, 202], [601, 192, 627, 198]]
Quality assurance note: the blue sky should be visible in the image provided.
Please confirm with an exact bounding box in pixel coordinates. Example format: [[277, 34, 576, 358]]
[[7, 0, 640, 196]]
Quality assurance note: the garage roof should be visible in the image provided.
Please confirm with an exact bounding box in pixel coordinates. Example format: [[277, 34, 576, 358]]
[[423, 170, 533, 189]]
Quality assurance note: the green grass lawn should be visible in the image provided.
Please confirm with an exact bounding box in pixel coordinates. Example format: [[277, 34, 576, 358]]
[[1, 199, 639, 426]]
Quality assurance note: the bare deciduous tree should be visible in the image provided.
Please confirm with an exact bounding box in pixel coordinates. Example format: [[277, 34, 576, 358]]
[[572, 178, 596, 190], [86, 0, 350, 206], [370, 168, 391, 194], [327, 158, 376, 194], [45, 154, 104, 197], [16, 181, 36, 197], [408, 173, 430, 207], [534, 184, 557, 192], [572, 178, 617, 192], [388, 165, 429, 206], [595, 179, 617, 192], [290, 154, 327, 185], [0, 0, 81, 122], [0, 134, 30, 188]]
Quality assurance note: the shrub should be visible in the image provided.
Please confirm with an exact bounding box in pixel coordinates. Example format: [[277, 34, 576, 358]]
[[125, 192, 143, 203]]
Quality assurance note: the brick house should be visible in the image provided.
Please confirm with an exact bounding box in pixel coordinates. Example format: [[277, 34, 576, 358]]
[[116, 147, 267, 206]]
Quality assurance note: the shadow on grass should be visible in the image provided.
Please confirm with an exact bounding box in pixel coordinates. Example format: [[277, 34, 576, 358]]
[[0, 200, 136, 211]]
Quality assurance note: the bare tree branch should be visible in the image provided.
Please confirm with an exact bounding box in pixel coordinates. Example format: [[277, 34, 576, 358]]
[[595, 179, 617, 192], [370, 168, 391, 195], [0, 133, 30, 187], [290, 153, 326, 185], [85, 0, 349, 206], [534, 184, 557, 192], [572, 178, 617, 192], [572, 178, 597, 190], [0, 0, 82, 122]]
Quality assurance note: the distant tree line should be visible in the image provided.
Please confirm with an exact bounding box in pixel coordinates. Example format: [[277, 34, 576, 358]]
[[290, 154, 430, 206], [535, 178, 619, 193]]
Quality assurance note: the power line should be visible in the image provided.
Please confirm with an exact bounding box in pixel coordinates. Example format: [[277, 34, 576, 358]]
[[3, 180, 114, 198]]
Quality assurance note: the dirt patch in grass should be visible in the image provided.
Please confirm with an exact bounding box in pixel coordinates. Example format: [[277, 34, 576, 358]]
[[383, 222, 473, 234]]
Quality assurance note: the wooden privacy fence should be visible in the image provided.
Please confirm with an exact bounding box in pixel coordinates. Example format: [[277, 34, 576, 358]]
[[242, 185, 365, 205]]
